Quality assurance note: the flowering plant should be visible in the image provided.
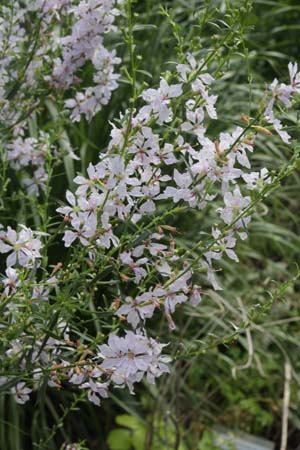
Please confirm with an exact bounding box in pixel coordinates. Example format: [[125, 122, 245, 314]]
[[0, 3, 299, 443]]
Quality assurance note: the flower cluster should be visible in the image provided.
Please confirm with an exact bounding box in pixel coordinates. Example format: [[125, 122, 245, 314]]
[[1, 2, 298, 408], [264, 62, 300, 143], [67, 331, 170, 406], [50, 57, 297, 404], [1, 0, 121, 194], [51, 0, 121, 121], [0, 0, 120, 125]]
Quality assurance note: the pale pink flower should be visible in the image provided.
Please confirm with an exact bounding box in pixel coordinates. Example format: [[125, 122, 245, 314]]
[[2, 267, 20, 296], [11, 382, 32, 404], [141, 78, 182, 125]]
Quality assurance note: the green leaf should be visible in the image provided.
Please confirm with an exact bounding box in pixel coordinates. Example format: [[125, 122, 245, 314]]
[[132, 427, 146, 450], [133, 24, 157, 32], [116, 414, 142, 430], [107, 429, 132, 450]]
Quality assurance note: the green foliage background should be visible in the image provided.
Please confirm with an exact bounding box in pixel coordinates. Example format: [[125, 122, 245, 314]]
[[1, 1, 300, 449]]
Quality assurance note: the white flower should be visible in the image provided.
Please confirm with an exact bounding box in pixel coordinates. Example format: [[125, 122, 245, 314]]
[[155, 143, 178, 166], [205, 228, 238, 263], [99, 332, 152, 377], [109, 123, 126, 150], [192, 77, 217, 119], [182, 105, 206, 139], [63, 212, 97, 247], [265, 114, 291, 144], [0, 225, 43, 268], [128, 127, 159, 166], [116, 293, 157, 328], [22, 167, 48, 195], [157, 169, 196, 206], [80, 379, 109, 407], [176, 53, 214, 84], [2, 267, 20, 296], [203, 261, 223, 291], [74, 162, 106, 196], [11, 382, 32, 404], [219, 186, 250, 226], [189, 285, 202, 307], [264, 62, 300, 117], [98, 332, 170, 387], [96, 223, 119, 249], [119, 252, 148, 284], [243, 168, 271, 190], [141, 78, 182, 125], [288, 62, 300, 93], [34, 0, 72, 14]]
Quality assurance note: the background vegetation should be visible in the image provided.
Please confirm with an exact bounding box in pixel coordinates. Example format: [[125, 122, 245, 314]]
[[1, 1, 300, 449]]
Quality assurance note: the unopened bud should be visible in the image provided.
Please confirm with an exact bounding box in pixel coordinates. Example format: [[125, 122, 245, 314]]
[[165, 312, 176, 330], [111, 297, 121, 310], [252, 125, 273, 136], [214, 140, 220, 156], [51, 262, 62, 275], [120, 273, 130, 282], [241, 115, 250, 125], [242, 139, 254, 146], [50, 364, 64, 371], [161, 224, 178, 233], [86, 259, 94, 268], [81, 349, 94, 359]]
